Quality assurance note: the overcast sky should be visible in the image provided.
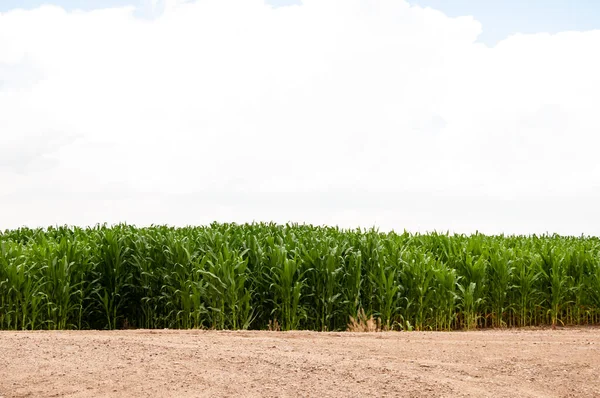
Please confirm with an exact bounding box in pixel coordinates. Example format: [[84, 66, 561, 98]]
[[1, 0, 600, 235]]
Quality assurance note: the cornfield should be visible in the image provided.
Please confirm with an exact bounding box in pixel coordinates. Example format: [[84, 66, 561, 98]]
[[1, 223, 600, 331]]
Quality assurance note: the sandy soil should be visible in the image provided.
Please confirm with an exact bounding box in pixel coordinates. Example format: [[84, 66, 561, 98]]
[[1, 327, 599, 398]]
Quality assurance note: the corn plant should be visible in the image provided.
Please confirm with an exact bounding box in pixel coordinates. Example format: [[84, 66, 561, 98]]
[[268, 245, 307, 331]]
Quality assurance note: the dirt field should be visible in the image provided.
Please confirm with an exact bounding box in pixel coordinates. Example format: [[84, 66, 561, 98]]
[[1, 328, 599, 398]]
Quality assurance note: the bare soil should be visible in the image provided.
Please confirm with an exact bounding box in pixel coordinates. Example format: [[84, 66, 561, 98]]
[[1, 327, 599, 397]]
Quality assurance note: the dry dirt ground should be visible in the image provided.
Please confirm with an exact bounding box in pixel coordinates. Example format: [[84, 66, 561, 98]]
[[1, 327, 599, 398]]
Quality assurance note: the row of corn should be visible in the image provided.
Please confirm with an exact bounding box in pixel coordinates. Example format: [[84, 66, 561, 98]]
[[1, 223, 599, 331]]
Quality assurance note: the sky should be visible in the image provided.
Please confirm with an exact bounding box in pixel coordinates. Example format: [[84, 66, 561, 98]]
[[2, 0, 599, 45], [412, 0, 600, 45], [1, 0, 600, 235]]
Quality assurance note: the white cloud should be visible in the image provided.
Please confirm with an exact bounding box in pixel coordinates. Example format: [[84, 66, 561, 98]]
[[1, 0, 599, 234]]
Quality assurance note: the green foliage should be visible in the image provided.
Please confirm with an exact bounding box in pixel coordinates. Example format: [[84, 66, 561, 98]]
[[1, 223, 599, 330]]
